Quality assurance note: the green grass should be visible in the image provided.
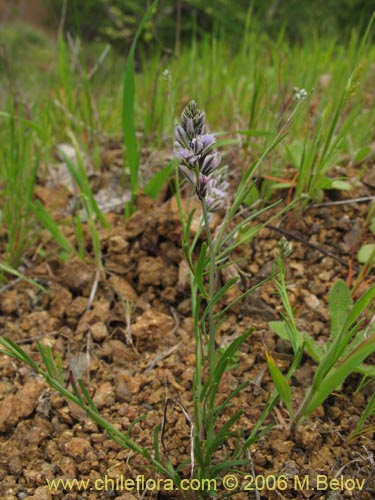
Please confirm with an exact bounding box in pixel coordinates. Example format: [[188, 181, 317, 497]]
[[0, 15, 373, 300], [1, 18, 375, 497], [0, 17, 373, 319]]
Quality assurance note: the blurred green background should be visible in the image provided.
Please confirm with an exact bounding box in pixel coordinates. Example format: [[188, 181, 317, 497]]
[[50, 0, 375, 47], [2, 0, 374, 51]]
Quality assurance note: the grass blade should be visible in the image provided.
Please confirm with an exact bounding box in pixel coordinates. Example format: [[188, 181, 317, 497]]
[[123, 0, 159, 207], [266, 351, 294, 419]]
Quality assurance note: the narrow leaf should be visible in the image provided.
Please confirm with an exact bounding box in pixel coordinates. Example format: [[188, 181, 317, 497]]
[[266, 352, 294, 419], [143, 161, 174, 199], [328, 279, 352, 341], [306, 333, 375, 415]]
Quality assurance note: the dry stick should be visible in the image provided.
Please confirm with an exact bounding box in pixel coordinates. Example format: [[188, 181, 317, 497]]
[[160, 398, 195, 478], [310, 196, 375, 208], [246, 448, 261, 500], [267, 224, 359, 271], [87, 44, 111, 80], [86, 269, 100, 310], [145, 343, 181, 372], [16, 330, 81, 345], [0, 277, 22, 294]]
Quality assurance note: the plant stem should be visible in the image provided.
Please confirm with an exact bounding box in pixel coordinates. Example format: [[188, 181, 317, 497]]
[[200, 198, 217, 464]]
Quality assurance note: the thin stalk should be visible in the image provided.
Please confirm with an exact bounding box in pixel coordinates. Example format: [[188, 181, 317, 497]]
[[200, 197, 217, 465], [192, 278, 204, 444]]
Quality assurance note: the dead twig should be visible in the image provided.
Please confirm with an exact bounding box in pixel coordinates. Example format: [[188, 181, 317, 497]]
[[310, 196, 375, 208], [160, 398, 194, 478], [86, 269, 101, 310], [145, 343, 181, 372]]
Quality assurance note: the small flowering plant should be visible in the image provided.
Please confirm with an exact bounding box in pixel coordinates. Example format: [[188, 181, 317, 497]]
[[174, 101, 229, 217], [0, 98, 306, 500], [173, 101, 281, 494]]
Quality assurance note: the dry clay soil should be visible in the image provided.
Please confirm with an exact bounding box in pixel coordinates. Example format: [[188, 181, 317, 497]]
[[0, 161, 375, 500]]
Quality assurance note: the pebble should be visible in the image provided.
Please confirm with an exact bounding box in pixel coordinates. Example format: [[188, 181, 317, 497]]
[[108, 235, 129, 253], [64, 437, 95, 461], [93, 382, 115, 409], [90, 321, 109, 342]]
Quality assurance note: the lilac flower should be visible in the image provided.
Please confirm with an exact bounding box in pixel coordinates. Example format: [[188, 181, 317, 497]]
[[174, 100, 228, 214], [205, 168, 229, 212]]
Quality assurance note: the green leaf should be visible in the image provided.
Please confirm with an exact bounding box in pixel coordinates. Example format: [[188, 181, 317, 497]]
[[342, 283, 375, 334], [314, 283, 375, 389], [123, 0, 159, 199], [0, 337, 40, 371], [143, 161, 174, 199], [354, 145, 372, 164], [306, 333, 375, 415], [301, 333, 326, 361], [357, 244, 375, 264], [243, 183, 259, 206], [206, 410, 243, 457], [350, 390, 375, 439], [193, 242, 208, 298], [209, 459, 250, 477], [215, 344, 241, 372], [269, 321, 290, 341], [214, 381, 249, 419], [328, 279, 352, 341], [201, 330, 253, 403], [266, 352, 294, 419], [214, 330, 253, 382], [208, 276, 239, 308], [330, 180, 352, 191], [0, 261, 47, 293], [269, 320, 307, 357], [317, 176, 351, 191], [0, 112, 48, 140], [78, 380, 100, 414], [153, 426, 161, 462], [59, 148, 109, 229]]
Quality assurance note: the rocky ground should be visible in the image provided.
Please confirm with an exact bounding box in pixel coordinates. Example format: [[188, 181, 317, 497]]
[[0, 152, 374, 500]]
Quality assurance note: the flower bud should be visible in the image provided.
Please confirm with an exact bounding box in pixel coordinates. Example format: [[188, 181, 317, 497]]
[[201, 152, 222, 175], [174, 124, 190, 148]]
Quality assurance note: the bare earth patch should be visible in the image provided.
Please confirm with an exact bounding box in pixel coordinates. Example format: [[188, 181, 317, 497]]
[[0, 168, 374, 500]]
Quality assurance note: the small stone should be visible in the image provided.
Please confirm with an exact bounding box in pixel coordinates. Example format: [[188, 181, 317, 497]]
[[49, 284, 72, 318], [64, 437, 94, 461], [131, 310, 174, 339], [58, 258, 94, 292], [290, 261, 305, 277], [296, 423, 321, 451], [137, 256, 165, 286], [93, 382, 115, 409], [303, 292, 320, 310], [0, 378, 46, 432], [20, 311, 59, 334], [0, 290, 19, 314], [108, 235, 129, 253], [318, 270, 332, 281], [57, 456, 77, 476], [109, 275, 138, 302], [90, 322, 108, 342], [67, 296, 88, 318], [177, 298, 191, 315], [177, 260, 190, 291], [23, 486, 52, 500]]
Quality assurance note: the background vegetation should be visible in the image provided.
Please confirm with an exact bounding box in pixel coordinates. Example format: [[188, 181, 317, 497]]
[[49, 0, 375, 50]]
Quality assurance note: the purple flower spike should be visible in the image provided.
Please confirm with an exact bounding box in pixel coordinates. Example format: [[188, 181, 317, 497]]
[[174, 100, 228, 213], [174, 124, 190, 149]]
